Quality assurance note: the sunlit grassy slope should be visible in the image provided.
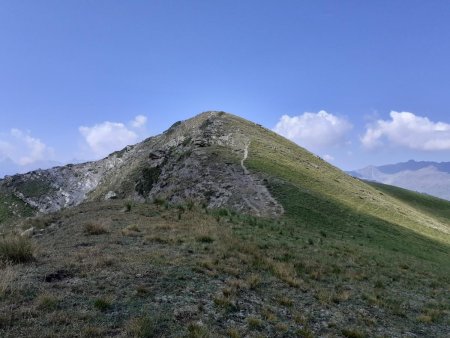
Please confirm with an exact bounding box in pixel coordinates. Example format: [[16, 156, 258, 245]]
[[220, 114, 449, 244], [366, 180, 450, 224]]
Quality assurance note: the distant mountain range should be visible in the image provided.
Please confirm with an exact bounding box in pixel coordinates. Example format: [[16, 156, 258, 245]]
[[348, 160, 450, 201]]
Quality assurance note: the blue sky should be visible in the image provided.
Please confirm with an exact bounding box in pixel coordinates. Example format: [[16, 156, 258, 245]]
[[1, 0, 450, 176]]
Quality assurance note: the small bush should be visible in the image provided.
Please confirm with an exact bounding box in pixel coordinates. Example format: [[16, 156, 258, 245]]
[[127, 316, 157, 337], [341, 328, 365, 338], [93, 298, 112, 312], [36, 293, 59, 311], [246, 274, 261, 290], [84, 223, 108, 235], [227, 327, 241, 338], [187, 322, 210, 338], [214, 294, 238, 312], [0, 236, 34, 263], [247, 316, 262, 329]]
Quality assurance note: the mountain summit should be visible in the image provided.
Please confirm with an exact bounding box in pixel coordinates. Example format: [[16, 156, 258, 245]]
[[1, 112, 284, 218]]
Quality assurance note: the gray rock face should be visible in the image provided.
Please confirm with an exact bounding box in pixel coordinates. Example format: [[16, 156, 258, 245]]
[[0, 112, 284, 218], [1, 156, 122, 213]]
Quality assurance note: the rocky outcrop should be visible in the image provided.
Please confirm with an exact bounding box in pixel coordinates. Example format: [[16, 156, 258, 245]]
[[0, 112, 284, 218]]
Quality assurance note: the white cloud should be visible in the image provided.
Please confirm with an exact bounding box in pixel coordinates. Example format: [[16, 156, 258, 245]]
[[0, 129, 54, 165], [131, 115, 147, 128], [79, 115, 148, 158], [361, 111, 450, 151], [273, 111, 352, 150], [79, 122, 138, 158]]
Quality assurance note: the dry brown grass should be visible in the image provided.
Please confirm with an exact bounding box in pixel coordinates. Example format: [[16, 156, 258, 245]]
[[0, 263, 18, 296], [0, 235, 34, 263], [246, 273, 262, 290], [277, 295, 293, 307], [126, 315, 157, 337], [83, 222, 108, 235], [36, 293, 59, 311], [269, 260, 302, 288], [121, 224, 142, 236]]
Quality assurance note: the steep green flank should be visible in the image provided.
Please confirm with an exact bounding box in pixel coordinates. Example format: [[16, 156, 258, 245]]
[[215, 114, 449, 260], [223, 116, 450, 244]]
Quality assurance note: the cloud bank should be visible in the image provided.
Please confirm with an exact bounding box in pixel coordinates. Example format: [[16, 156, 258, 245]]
[[361, 111, 450, 151], [273, 111, 352, 150], [79, 115, 148, 158], [0, 129, 54, 165]]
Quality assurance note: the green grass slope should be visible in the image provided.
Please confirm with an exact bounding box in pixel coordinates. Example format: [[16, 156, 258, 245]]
[[217, 114, 449, 244], [366, 180, 450, 224]]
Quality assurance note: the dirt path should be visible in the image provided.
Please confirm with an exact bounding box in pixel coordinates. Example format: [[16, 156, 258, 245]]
[[241, 142, 250, 175]]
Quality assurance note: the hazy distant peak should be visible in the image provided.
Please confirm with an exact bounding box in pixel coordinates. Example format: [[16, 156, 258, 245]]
[[350, 160, 450, 200]]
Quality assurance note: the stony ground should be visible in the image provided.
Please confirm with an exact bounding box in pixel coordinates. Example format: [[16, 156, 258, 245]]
[[0, 200, 448, 337]]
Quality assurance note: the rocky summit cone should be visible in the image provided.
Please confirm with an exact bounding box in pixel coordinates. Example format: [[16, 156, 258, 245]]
[[1, 111, 284, 217]]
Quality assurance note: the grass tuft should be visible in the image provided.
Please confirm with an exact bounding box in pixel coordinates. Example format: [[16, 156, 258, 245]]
[[93, 298, 112, 311], [84, 222, 108, 235], [0, 236, 34, 263], [36, 293, 59, 311], [127, 316, 157, 338], [0, 263, 18, 296], [341, 328, 365, 338]]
